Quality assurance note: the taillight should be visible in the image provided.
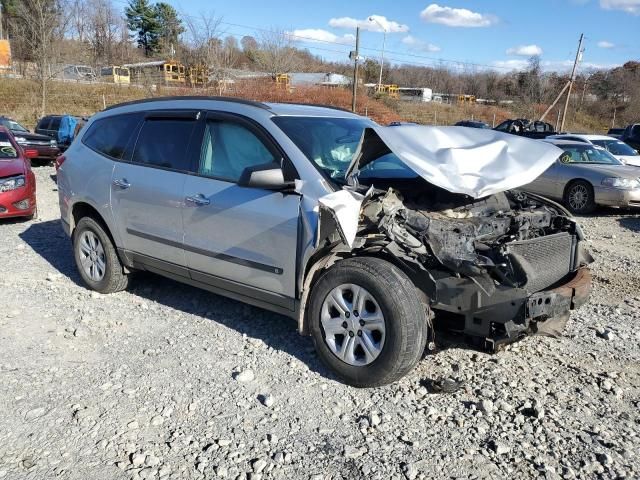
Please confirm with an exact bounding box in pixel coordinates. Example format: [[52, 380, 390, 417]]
[[24, 148, 39, 159], [55, 155, 66, 171]]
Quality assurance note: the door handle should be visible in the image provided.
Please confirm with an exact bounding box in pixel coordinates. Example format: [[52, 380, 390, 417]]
[[113, 178, 131, 189], [185, 194, 210, 206]]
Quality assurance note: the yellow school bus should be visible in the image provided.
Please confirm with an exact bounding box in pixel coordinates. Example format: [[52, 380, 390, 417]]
[[100, 66, 130, 84]]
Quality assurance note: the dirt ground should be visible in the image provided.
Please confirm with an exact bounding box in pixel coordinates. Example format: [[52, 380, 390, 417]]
[[1, 165, 639, 480]]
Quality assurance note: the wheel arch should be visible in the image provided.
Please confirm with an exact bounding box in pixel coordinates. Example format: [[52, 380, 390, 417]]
[[69, 201, 129, 267], [563, 178, 594, 199], [296, 246, 432, 335]]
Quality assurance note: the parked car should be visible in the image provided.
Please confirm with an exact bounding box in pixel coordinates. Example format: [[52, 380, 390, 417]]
[[546, 134, 640, 167], [494, 118, 556, 139], [454, 120, 490, 129], [620, 123, 640, 151], [0, 116, 60, 162], [57, 97, 592, 387], [36, 114, 85, 150], [523, 139, 640, 213], [607, 127, 624, 139], [0, 127, 37, 220]]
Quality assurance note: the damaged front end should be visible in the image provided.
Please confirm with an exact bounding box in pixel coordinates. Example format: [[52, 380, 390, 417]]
[[315, 126, 593, 350]]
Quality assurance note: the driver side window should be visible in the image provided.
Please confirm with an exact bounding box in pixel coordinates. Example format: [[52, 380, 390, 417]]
[[200, 121, 275, 182]]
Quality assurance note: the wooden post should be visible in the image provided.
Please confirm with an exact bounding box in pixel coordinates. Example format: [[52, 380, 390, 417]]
[[351, 27, 360, 113]]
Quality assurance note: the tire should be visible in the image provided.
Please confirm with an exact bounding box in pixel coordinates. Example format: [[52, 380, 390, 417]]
[[73, 216, 129, 294], [563, 180, 595, 214], [307, 257, 428, 387]]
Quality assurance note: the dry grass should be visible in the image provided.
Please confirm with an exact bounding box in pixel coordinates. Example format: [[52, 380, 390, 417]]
[[0, 77, 606, 133], [0, 77, 401, 128]]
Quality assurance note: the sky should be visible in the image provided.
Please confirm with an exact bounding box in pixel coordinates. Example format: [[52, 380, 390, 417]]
[[164, 0, 639, 72]]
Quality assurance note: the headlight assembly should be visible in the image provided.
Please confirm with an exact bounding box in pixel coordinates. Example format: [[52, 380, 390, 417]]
[[601, 177, 640, 190], [0, 175, 26, 192]]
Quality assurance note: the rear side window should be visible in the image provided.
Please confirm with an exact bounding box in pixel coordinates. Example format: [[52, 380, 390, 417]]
[[37, 117, 51, 129], [83, 113, 143, 159], [50, 117, 61, 130], [131, 118, 196, 171]]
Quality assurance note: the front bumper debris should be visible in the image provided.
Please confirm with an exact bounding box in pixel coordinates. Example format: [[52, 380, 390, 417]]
[[431, 267, 592, 351]]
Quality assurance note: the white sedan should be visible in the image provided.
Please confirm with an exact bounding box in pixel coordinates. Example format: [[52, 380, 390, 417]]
[[546, 134, 640, 167]]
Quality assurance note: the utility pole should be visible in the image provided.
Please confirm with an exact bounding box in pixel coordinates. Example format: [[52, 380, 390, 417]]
[[350, 27, 360, 113], [560, 33, 584, 133]]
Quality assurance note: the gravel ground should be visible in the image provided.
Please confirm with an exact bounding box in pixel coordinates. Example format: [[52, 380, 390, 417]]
[[1, 165, 639, 480]]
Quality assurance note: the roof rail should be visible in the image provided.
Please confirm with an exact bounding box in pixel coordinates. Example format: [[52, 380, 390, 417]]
[[275, 101, 353, 113], [104, 96, 271, 111]]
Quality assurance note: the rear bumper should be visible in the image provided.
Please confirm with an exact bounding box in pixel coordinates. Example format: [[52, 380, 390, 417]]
[[595, 186, 640, 208], [0, 187, 37, 218], [29, 145, 60, 160], [432, 267, 592, 349]]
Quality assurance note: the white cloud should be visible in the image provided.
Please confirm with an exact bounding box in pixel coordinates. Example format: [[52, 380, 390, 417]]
[[597, 40, 616, 48], [401, 35, 441, 52], [506, 44, 543, 56], [600, 0, 640, 14], [419, 4, 498, 27], [491, 59, 530, 70], [492, 59, 620, 72], [287, 29, 355, 45], [328, 14, 409, 33]]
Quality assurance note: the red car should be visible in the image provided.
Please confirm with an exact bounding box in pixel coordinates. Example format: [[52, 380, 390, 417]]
[[0, 126, 37, 220]]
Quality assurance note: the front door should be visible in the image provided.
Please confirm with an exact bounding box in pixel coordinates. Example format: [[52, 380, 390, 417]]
[[182, 113, 300, 298]]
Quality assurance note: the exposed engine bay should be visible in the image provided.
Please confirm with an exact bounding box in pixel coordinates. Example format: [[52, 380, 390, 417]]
[[356, 178, 590, 294]]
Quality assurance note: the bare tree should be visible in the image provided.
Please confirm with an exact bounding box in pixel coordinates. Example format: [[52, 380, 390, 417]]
[[11, 0, 68, 115], [85, 0, 122, 66], [253, 29, 299, 76], [183, 12, 243, 91]]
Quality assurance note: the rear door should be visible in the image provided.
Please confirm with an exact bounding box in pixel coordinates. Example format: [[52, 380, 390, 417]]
[[110, 110, 200, 269], [182, 112, 300, 299]]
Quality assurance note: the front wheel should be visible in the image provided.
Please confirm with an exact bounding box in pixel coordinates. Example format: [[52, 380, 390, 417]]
[[564, 180, 595, 214], [73, 216, 129, 293], [307, 257, 428, 387]]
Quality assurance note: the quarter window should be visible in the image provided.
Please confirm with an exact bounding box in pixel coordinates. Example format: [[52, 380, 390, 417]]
[[83, 113, 143, 159], [199, 121, 275, 182], [131, 118, 196, 171]]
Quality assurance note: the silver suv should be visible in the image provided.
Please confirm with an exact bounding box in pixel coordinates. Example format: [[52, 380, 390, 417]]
[[58, 97, 593, 387]]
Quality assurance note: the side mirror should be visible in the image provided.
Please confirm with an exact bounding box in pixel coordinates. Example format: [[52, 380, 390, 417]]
[[238, 162, 294, 191]]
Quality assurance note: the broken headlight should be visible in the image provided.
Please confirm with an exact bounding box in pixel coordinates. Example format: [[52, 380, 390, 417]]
[[0, 175, 26, 192]]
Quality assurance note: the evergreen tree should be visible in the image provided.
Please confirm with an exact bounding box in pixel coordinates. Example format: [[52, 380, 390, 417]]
[[155, 2, 184, 56], [125, 0, 160, 56]]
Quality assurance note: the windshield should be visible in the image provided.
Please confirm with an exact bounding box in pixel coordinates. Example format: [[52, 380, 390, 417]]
[[0, 133, 17, 159], [273, 116, 417, 183], [2, 119, 28, 132], [592, 139, 638, 156], [559, 145, 623, 165]]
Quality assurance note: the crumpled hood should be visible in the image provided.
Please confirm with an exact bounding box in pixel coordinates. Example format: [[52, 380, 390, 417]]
[[346, 125, 564, 198]]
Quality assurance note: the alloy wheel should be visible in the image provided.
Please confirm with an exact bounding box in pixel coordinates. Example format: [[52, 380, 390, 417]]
[[78, 231, 106, 282], [568, 184, 589, 211], [320, 283, 386, 366]]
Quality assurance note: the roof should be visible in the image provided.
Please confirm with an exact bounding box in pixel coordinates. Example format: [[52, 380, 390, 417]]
[[103, 96, 361, 118], [548, 134, 617, 141], [544, 139, 597, 146]]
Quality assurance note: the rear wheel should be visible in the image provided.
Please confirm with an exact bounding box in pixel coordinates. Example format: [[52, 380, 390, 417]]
[[73, 216, 129, 293], [564, 180, 595, 214], [307, 257, 428, 387]]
